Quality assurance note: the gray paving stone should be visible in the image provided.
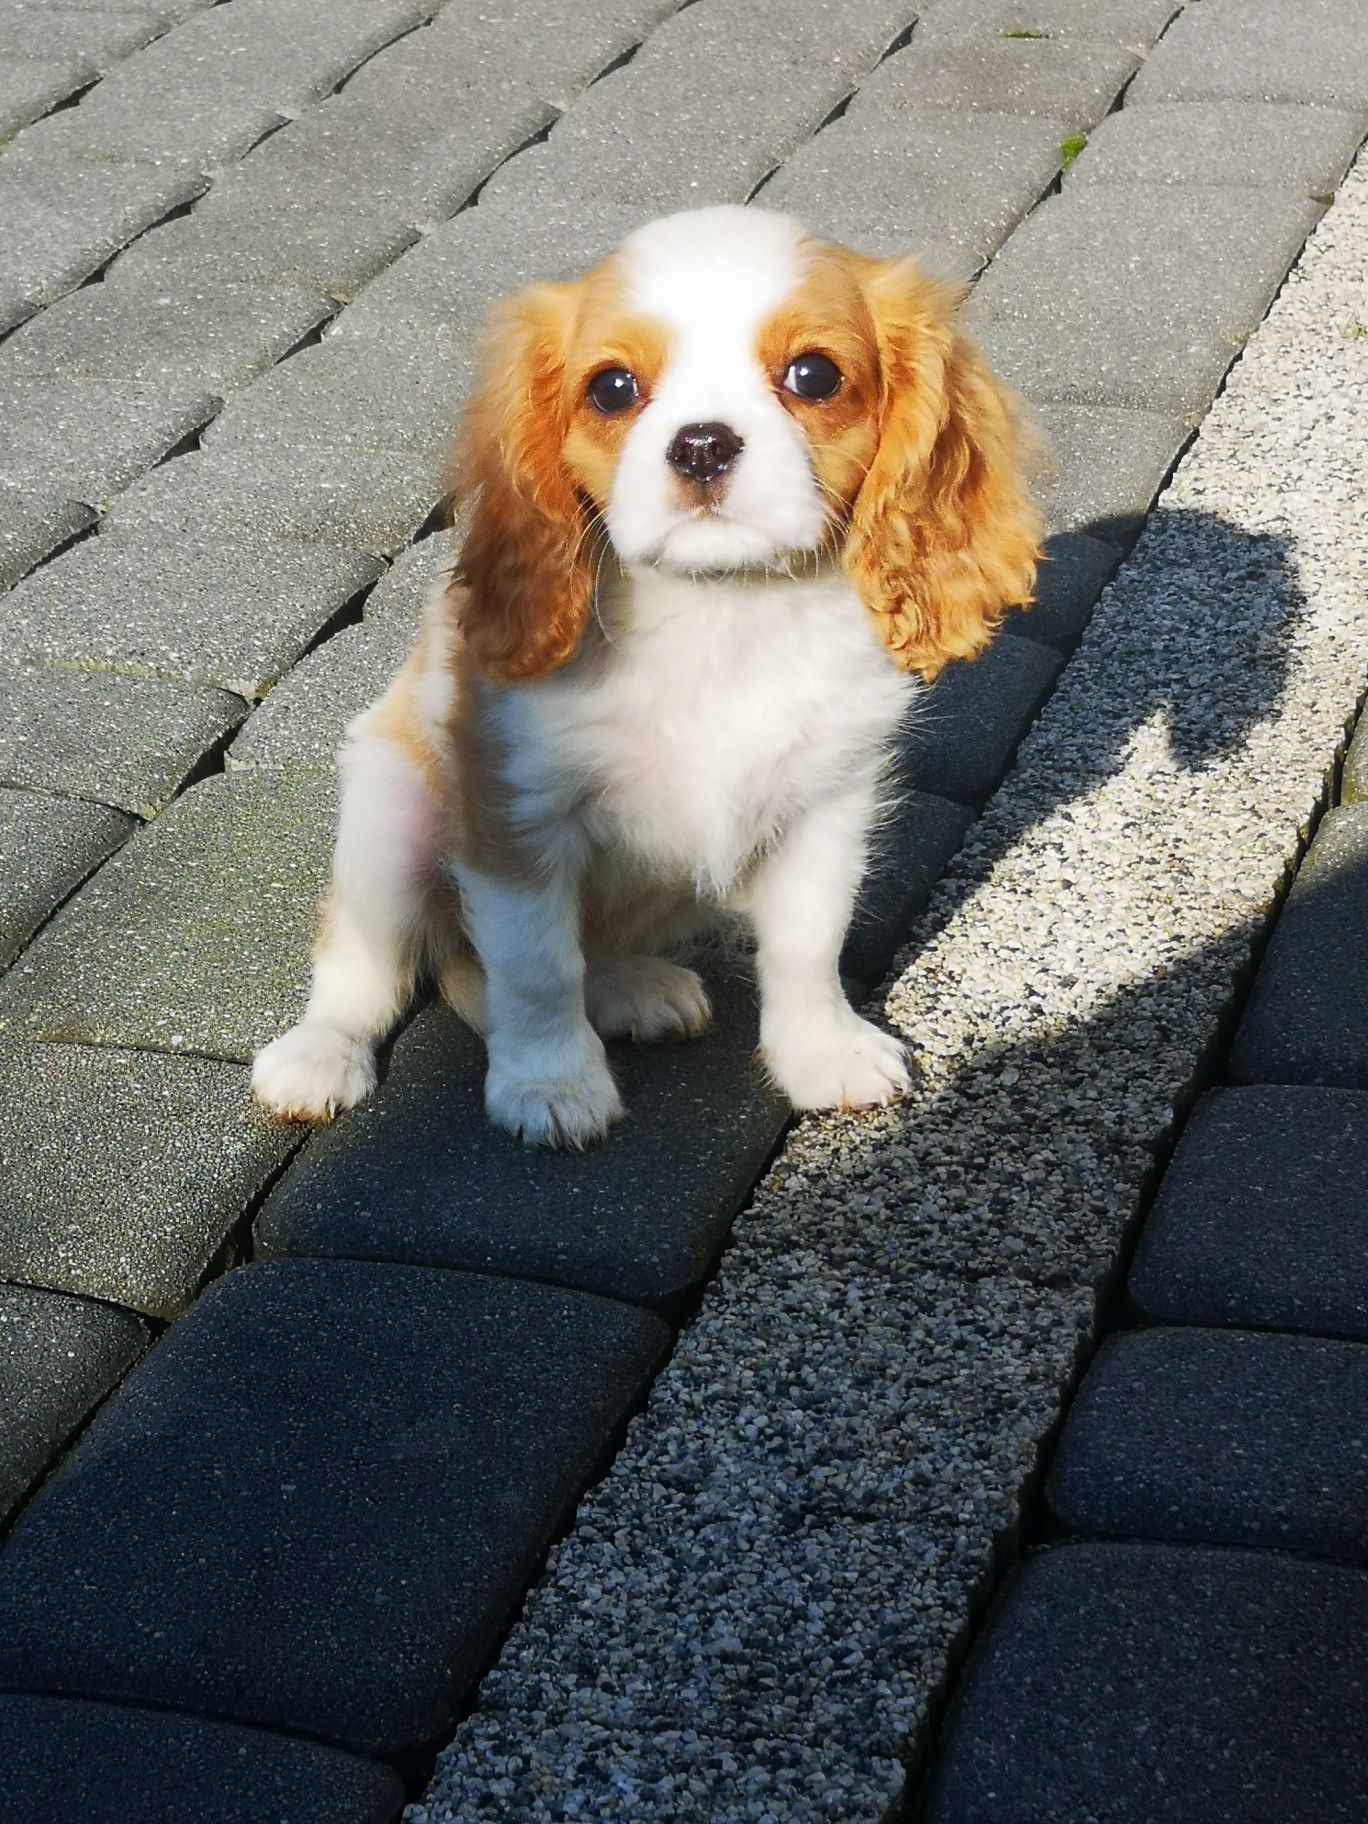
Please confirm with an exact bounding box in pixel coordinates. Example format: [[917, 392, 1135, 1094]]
[[362, 529, 453, 630], [0, 154, 205, 331], [0, 485, 93, 589], [106, 448, 441, 557], [226, 618, 415, 773], [867, 31, 1142, 132], [1047, 1326, 1368, 1562], [0, 375, 219, 510], [760, 103, 1069, 277], [1127, 0, 1368, 112], [0, 280, 332, 392], [0, 1285, 146, 1527], [0, 787, 131, 967], [0, 664, 243, 817], [1069, 102, 1367, 193], [1230, 804, 1368, 1088], [1031, 403, 1189, 541], [0, 52, 87, 140], [0, 769, 335, 1059], [0, 1043, 301, 1319], [1012, 531, 1121, 648], [1343, 716, 1368, 804], [925, 1542, 1368, 1824], [0, 1259, 668, 1769], [907, 0, 1177, 36], [0, 531, 382, 700], [10, 81, 282, 170], [1129, 1087, 1368, 1340], [899, 631, 1064, 805], [0, 1696, 405, 1824], [257, 969, 789, 1309], [841, 790, 975, 986], [971, 186, 1325, 411], [0, 8, 163, 77]]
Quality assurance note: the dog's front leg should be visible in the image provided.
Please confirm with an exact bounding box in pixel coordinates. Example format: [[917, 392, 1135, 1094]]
[[456, 861, 625, 1148], [739, 783, 910, 1112]]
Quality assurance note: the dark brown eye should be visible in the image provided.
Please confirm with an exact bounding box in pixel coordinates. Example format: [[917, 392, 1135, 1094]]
[[782, 353, 841, 400], [587, 367, 639, 414]]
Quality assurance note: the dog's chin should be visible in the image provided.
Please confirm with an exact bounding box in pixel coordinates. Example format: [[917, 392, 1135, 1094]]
[[643, 513, 811, 576]]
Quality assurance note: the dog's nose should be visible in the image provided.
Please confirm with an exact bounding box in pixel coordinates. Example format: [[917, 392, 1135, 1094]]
[[665, 421, 745, 485]]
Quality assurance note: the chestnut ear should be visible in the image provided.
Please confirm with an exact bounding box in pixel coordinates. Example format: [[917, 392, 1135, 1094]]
[[842, 257, 1041, 682], [449, 281, 595, 683]]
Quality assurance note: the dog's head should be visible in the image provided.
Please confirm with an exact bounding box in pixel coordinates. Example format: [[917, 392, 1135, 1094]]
[[452, 205, 1041, 682]]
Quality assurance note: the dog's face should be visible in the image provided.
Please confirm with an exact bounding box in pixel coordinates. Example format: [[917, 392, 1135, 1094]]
[[454, 205, 1040, 683]]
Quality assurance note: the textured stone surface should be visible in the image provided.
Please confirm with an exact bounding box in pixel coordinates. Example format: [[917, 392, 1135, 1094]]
[[1032, 403, 1189, 541], [1127, 0, 1368, 111], [13, 83, 282, 170], [226, 617, 414, 772], [0, 375, 219, 508], [1069, 101, 1367, 193], [0, 52, 88, 140], [363, 529, 453, 629], [0, 532, 382, 700], [870, 31, 1142, 131], [909, 0, 1176, 36], [0, 770, 335, 1059], [0, 486, 94, 590], [925, 1542, 1368, 1824], [0, 1044, 301, 1319], [0, 1695, 406, 1823], [0, 8, 163, 75], [1129, 1086, 1368, 1339], [1230, 804, 1368, 1088], [257, 969, 789, 1308], [1014, 531, 1121, 649], [0, 664, 243, 817], [1048, 1326, 1368, 1561], [0, 1261, 667, 1769], [0, 1286, 146, 1527], [900, 632, 1063, 805], [1343, 717, 1368, 804], [0, 788, 132, 968], [841, 790, 976, 987]]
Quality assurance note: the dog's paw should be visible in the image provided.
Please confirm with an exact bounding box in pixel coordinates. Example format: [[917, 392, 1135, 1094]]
[[251, 1023, 376, 1123], [763, 1011, 909, 1112], [485, 1029, 625, 1149], [585, 955, 712, 1043]]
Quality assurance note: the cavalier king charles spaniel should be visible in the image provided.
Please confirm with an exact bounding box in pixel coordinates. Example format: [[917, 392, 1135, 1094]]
[[252, 205, 1040, 1146]]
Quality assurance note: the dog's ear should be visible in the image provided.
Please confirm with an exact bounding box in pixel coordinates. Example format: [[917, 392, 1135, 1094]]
[[842, 258, 1041, 682], [450, 282, 595, 682]]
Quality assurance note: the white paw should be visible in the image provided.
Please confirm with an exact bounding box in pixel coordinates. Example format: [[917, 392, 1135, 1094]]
[[485, 1027, 625, 1149], [763, 1011, 910, 1112], [584, 956, 712, 1043], [251, 1023, 377, 1123]]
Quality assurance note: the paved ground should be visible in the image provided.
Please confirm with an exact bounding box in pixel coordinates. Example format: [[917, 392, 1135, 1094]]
[[0, 0, 1366, 1818]]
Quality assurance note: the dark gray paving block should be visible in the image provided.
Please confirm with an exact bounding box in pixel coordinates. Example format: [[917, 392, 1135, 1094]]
[[869, 32, 1142, 132], [1129, 1086, 1368, 1339], [908, 0, 1177, 36], [0, 1696, 404, 1824], [0, 8, 162, 76], [1031, 403, 1189, 541], [0, 280, 331, 392], [0, 1259, 668, 1768], [0, 1285, 146, 1528], [1013, 530, 1121, 648], [0, 52, 88, 139], [1231, 804, 1368, 1088], [0, 375, 219, 510], [0, 531, 382, 700], [258, 968, 789, 1309], [0, 486, 93, 589], [971, 185, 1324, 411], [925, 1541, 1368, 1824], [1069, 102, 1367, 193], [899, 632, 1064, 805], [106, 448, 440, 557], [841, 790, 975, 987], [363, 528, 453, 630], [1048, 1327, 1368, 1561], [0, 1044, 301, 1319], [0, 665, 244, 818], [1127, 0, 1368, 111], [760, 103, 1069, 276], [1343, 716, 1368, 805], [12, 80, 283, 169], [0, 787, 131, 968], [226, 617, 415, 773], [0, 770, 335, 1060]]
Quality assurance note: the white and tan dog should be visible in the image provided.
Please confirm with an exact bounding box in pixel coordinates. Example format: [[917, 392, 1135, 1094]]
[[252, 205, 1040, 1147]]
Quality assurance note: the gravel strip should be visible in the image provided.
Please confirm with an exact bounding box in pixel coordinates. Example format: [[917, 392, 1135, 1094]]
[[412, 151, 1368, 1823]]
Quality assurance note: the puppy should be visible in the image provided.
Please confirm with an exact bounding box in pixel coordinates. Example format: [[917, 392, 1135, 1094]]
[[251, 205, 1039, 1147]]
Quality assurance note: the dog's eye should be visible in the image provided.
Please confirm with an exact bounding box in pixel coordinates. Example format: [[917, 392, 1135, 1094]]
[[586, 367, 639, 414], [782, 353, 841, 400]]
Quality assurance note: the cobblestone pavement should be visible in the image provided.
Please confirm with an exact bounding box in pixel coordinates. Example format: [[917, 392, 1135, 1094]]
[[0, 0, 1365, 1818]]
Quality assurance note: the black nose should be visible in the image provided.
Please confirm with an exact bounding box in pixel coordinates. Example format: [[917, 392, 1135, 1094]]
[[665, 421, 745, 485]]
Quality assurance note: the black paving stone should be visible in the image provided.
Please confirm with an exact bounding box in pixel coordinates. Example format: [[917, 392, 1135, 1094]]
[[925, 1540, 1368, 1824], [1047, 1326, 1368, 1562], [258, 972, 788, 1309], [901, 631, 1063, 805], [0, 1285, 146, 1528], [1230, 804, 1368, 1089], [842, 789, 975, 987], [0, 1260, 667, 1772], [1129, 1086, 1368, 1339], [0, 1696, 404, 1824], [1013, 531, 1122, 649]]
